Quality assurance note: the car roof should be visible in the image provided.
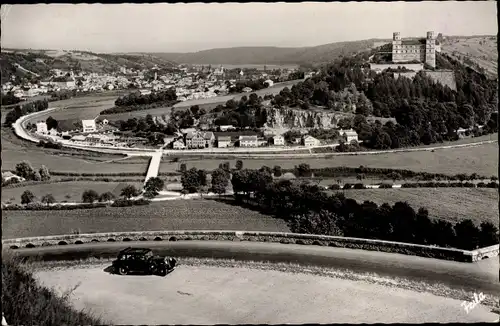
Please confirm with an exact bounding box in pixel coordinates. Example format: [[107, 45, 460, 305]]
[[119, 247, 152, 255]]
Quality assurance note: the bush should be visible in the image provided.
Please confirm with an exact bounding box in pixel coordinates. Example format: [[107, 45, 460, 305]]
[[343, 183, 352, 190], [2, 254, 103, 325], [378, 183, 393, 189], [21, 190, 35, 204], [329, 184, 341, 190], [98, 192, 116, 202], [111, 198, 150, 207], [82, 189, 99, 203], [353, 183, 366, 189]]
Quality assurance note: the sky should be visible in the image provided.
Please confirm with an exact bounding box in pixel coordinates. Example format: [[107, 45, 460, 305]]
[[1, 2, 497, 53]]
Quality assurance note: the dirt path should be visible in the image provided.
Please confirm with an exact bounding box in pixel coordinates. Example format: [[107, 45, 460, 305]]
[[34, 264, 498, 324]]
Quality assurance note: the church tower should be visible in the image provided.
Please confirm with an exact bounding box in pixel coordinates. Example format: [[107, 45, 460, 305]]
[[392, 32, 402, 63], [425, 31, 436, 68]]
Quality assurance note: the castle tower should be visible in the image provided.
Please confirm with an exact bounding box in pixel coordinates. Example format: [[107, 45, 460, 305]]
[[392, 32, 402, 63], [425, 31, 436, 68]]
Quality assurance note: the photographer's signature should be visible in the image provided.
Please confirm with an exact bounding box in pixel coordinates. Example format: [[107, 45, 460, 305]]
[[461, 292, 486, 314]]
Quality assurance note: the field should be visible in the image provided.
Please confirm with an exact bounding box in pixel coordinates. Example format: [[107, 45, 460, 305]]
[[101, 79, 303, 121], [30, 97, 117, 122], [162, 142, 498, 176], [441, 36, 497, 78], [1, 199, 289, 239], [328, 188, 499, 226], [1, 181, 144, 204], [1, 126, 149, 173]]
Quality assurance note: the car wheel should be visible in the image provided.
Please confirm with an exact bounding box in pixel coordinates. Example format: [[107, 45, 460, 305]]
[[158, 267, 167, 277], [117, 267, 128, 275]]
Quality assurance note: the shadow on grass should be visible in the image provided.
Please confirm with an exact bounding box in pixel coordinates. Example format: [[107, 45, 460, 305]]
[[103, 264, 175, 277], [205, 196, 285, 221]]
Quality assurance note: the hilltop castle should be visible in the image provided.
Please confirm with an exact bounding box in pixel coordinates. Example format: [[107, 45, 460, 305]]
[[392, 31, 439, 68]]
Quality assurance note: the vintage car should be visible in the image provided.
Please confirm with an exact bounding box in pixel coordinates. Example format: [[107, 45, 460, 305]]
[[112, 247, 177, 276]]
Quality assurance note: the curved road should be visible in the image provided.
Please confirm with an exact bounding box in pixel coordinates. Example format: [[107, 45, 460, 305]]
[[34, 263, 498, 324], [12, 241, 499, 295]]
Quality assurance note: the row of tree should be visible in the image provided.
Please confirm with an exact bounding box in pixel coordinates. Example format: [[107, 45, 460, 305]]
[[3, 99, 49, 126], [113, 88, 177, 107], [229, 168, 498, 250], [11, 161, 51, 182]]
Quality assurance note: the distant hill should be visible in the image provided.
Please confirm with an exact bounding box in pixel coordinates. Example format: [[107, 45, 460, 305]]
[[143, 39, 389, 65], [440, 35, 497, 79], [0, 49, 177, 84]]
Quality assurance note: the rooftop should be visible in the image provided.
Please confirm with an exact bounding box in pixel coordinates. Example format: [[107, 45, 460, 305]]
[[119, 247, 152, 255]]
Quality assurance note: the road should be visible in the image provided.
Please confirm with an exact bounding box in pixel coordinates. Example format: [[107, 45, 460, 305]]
[[34, 263, 498, 324], [12, 241, 499, 295]]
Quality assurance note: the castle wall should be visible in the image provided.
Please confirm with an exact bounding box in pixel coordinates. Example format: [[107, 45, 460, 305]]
[[370, 63, 424, 73], [424, 70, 456, 91], [393, 70, 457, 91]]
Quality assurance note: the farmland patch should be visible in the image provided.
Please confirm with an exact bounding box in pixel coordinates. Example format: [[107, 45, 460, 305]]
[[1, 199, 289, 239]]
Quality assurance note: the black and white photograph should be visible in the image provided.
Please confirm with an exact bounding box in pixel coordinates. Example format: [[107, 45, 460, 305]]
[[1, 1, 498, 325]]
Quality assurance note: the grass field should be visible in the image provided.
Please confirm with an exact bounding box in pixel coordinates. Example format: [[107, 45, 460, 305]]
[[1, 181, 144, 204], [1, 199, 289, 239], [327, 188, 499, 226], [162, 142, 498, 176], [31, 97, 116, 122]]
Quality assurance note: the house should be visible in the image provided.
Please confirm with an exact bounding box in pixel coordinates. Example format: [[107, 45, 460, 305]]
[[82, 119, 97, 133], [202, 131, 215, 147], [2, 171, 25, 183], [264, 79, 274, 87], [271, 135, 285, 146], [219, 125, 236, 132], [48, 128, 59, 137], [172, 139, 186, 150], [36, 121, 48, 134], [238, 135, 258, 147], [340, 129, 359, 143], [302, 135, 320, 147], [71, 135, 87, 142], [242, 87, 253, 93], [217, 136, 232, 148], [185, 131, 214, 149]]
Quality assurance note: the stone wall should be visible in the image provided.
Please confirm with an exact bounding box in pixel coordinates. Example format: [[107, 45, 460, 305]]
[[424, 70, 457, 91], [4, 230, 491, 263], [369, 63, 424, 73]]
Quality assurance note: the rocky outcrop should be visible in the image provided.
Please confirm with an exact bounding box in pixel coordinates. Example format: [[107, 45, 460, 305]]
[[264, 107, 340, 129]]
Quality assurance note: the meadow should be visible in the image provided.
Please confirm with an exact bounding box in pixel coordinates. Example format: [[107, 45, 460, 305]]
[[162, 142, 498, 176], [1, 199, 290, 239], [100, 79, 303, 121], [327, 188, 499, 226], [1, 181, 144, 204]]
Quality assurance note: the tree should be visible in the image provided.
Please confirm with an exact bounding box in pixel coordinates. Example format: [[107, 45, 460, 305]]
[[181, 168, 207, 193], [211, 168, 229, 196], [15, 161, 36, 180], [99, 192, 116, 202], [41, 194, 55, 206], [179, 163, 187, 173], [120, 185, 140, 199], [478, 221, 499, 247], [273, 165, 282, 177], [295, 163, 312, 177], [39, 165, 51, 181], [46, 116, 58, 130], [144, 177, 165, 198], [82, 190, 99, 203], [21, 190, 35, 205], [454, 219, 480, 250], [236, 160, 243, 170]]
